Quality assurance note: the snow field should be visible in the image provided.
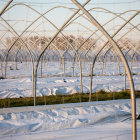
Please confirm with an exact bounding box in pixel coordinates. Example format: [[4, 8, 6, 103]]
[[0, 99, 140, 140]]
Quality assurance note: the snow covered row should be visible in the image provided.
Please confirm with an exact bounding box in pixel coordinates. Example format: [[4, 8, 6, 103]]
[[0, 99, 140, 140]]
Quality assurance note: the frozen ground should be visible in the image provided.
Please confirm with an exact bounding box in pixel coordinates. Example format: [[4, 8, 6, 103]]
[[0, 61, 140, 98], [0, 99, 140, 140]]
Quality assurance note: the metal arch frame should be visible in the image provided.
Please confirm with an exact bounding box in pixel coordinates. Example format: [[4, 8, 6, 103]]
[[65, 9, 139, 36], [131, 47, 140, 62], [62, 35, 96, 78], [2, 4, 139, 46], [25, 19, 87, 66], [0, 20, 31, 61], [1, 8, 138, 52], [10, 0, 137, 105], [88, 7, 140, 32], [71, 1, 139, 140], [123, 45, 140, 90], [1, 5, 68, 58], [3, 3, 83, 34], [101, 23, 140, 65], [25, 39, 44, 62], [0, 16, 34, 75], [7, 47, 24, 70], [50, 19, 136, 86], [4, 3, 91, 27], [0, 0, 13, 16], [4, 4, 75, 16], [1, 2, 88, 88], [26, 36, 63, 64], [62, 9, 140, 59], [0, 1, 139, 139], [100, 23, 140, 77], [34, 35, 72, 74], [102, 39, 137, 74], [87, 14, 140, 80], [124, 45, 140, 71], [72, 26, 121, 79], [64, 21, 94, 34], [102, 49, 118, 75], [0, 22, 17, 45], [0, 20, 23, 64], [131, 49, 140, 70], [0, 51, 6, 77], [0, 51, 5, 61], [3, 1, 91, 105], [0, 21, 56, 94], [82, 25, 123, 58], [33, 0, 91, 106], [66, 9, 140, 68], [7, 1, 93, 103], [14, 47, 24, 70], [0, 20, 27, 40], [43, 50, 60, 63], [1, 2, 138, 71], [3, 3, 138, 52], [0, 19, 33, 51], [74, 2, 139, 97], [33, 36, 63, 58], [0, 0, 138, 95], [60, 8, 138, 33], [66, 30, 100, 77], [33, 37, 65, 77], [86, 21, 140, 65], [0, 17, 35, 97]]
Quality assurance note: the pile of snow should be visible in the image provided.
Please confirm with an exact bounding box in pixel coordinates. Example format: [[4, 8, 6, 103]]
[[0, 75, 140, 99]]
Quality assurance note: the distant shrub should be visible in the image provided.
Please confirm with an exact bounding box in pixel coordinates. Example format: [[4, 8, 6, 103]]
[[97, 90, 106, 94], [89, 74, 95, 76], [9, 66, 14, 70], [0, 76, 4, 79], [132, 73, 136, 75], [0, 90, 139, 108]]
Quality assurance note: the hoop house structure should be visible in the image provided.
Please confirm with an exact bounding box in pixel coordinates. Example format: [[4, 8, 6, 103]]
[[0, 0, 140, 140]]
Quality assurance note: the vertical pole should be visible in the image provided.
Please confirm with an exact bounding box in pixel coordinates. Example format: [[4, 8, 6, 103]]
[[63, 57, 65, 77], [79, 59, 83, 94], [102, 61, 104, 75], [118, 57, 120, 75], [131, 56, 134, 72], [72, 57, 75, 77], [89, 63, 93, 102], [41, 56, 43, 77], [0, 61, 3, 77], [124, 69, 126, 90], [84, 56, 86, 68]]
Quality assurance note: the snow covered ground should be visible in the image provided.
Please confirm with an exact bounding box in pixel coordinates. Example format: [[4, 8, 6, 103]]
[[0, 61, 140, 139], [0, 99, 140, 140], [0, 61, 140, 98]]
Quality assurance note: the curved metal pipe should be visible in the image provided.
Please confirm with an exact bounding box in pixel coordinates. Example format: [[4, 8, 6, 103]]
[[72, 1, 138, 139]]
